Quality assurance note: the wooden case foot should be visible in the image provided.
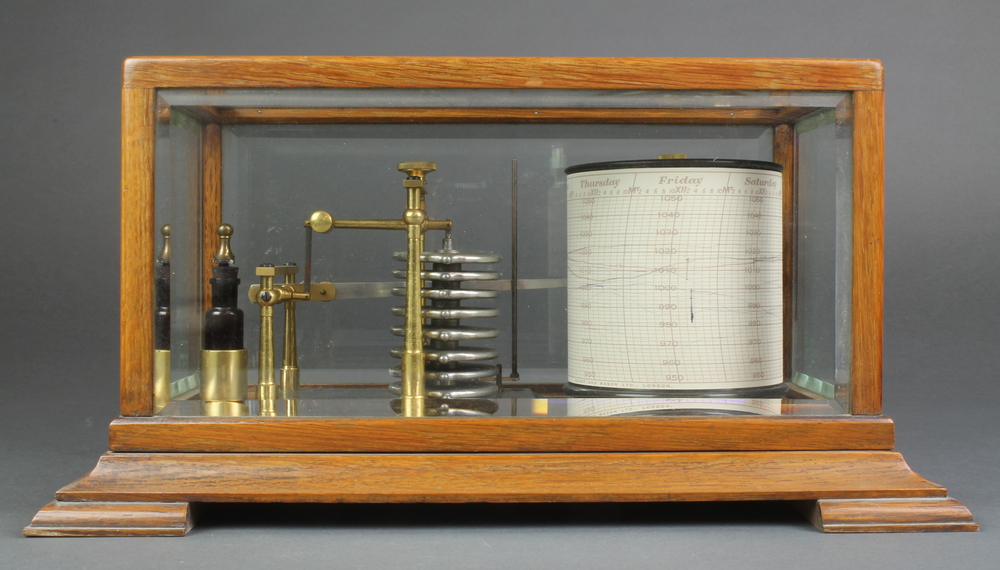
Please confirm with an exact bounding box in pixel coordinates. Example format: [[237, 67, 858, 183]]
[[24, 501, 192, 537], [800, 497, 979, 532]]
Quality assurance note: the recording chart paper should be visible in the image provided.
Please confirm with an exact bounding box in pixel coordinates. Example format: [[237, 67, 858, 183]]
[[566, 163, 783, 391]]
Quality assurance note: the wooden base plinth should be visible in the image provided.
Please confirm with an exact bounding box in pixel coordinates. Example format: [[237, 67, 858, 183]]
[[26, 450, 977, 536]]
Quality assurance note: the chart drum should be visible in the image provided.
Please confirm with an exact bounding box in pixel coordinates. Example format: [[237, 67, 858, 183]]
[[565, 158, 785, 396]]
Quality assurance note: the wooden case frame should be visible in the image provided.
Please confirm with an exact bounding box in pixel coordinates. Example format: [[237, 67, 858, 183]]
[[26, 57, 976, 536]]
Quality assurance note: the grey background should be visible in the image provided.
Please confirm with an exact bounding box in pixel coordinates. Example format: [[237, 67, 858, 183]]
[[2, 1, 998, 568]]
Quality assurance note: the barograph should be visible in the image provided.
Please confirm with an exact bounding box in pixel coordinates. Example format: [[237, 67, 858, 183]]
[[25, 57, 977, 536]]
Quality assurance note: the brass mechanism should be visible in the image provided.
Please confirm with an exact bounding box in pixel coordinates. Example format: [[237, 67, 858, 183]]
[[253, 264, 326, 416], [253, 161, 450, 417]]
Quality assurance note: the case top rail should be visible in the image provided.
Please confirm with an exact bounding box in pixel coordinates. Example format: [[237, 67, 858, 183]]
[[124, 57, 883, 91]]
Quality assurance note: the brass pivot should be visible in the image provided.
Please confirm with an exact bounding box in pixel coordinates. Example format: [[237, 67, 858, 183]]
[[214, 223, 235, 263]]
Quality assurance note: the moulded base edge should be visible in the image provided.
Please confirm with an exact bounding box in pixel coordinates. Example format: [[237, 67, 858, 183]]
[[25, 450, 977, 536]]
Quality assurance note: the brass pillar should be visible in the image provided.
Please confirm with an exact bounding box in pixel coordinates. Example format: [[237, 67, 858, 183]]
[[256, 268, 277, 416]]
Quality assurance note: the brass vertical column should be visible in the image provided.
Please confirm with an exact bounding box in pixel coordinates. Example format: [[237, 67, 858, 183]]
[[280, 266, 300, 399], [281, 265, 300, 416], [399, 162, 435, 418], [256, 266, 277, 416]]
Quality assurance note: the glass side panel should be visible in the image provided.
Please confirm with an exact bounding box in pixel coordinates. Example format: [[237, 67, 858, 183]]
[[155, 104, 205, 397], [150, 88, 853, 417], [792, 102, 854, 408]]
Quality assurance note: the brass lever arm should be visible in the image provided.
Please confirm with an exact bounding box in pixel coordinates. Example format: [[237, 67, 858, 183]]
[[306, 210, 451, 233]]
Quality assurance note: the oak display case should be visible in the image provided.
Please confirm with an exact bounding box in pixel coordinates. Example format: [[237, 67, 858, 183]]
[[25, 57, 977, 536]]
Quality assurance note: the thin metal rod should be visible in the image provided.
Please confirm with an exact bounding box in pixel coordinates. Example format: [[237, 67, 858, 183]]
[[510, 158, 520, 379], [304, 225, 313, 288]]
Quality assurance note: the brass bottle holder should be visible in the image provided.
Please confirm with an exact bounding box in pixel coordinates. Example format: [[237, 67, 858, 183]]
[[153, 350, 171, 412], [199, 350, 248, 401], [251, 162, 452, 417]]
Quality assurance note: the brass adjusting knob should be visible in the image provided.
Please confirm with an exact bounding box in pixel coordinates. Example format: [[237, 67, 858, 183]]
[[397, 162, 437, 177]]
